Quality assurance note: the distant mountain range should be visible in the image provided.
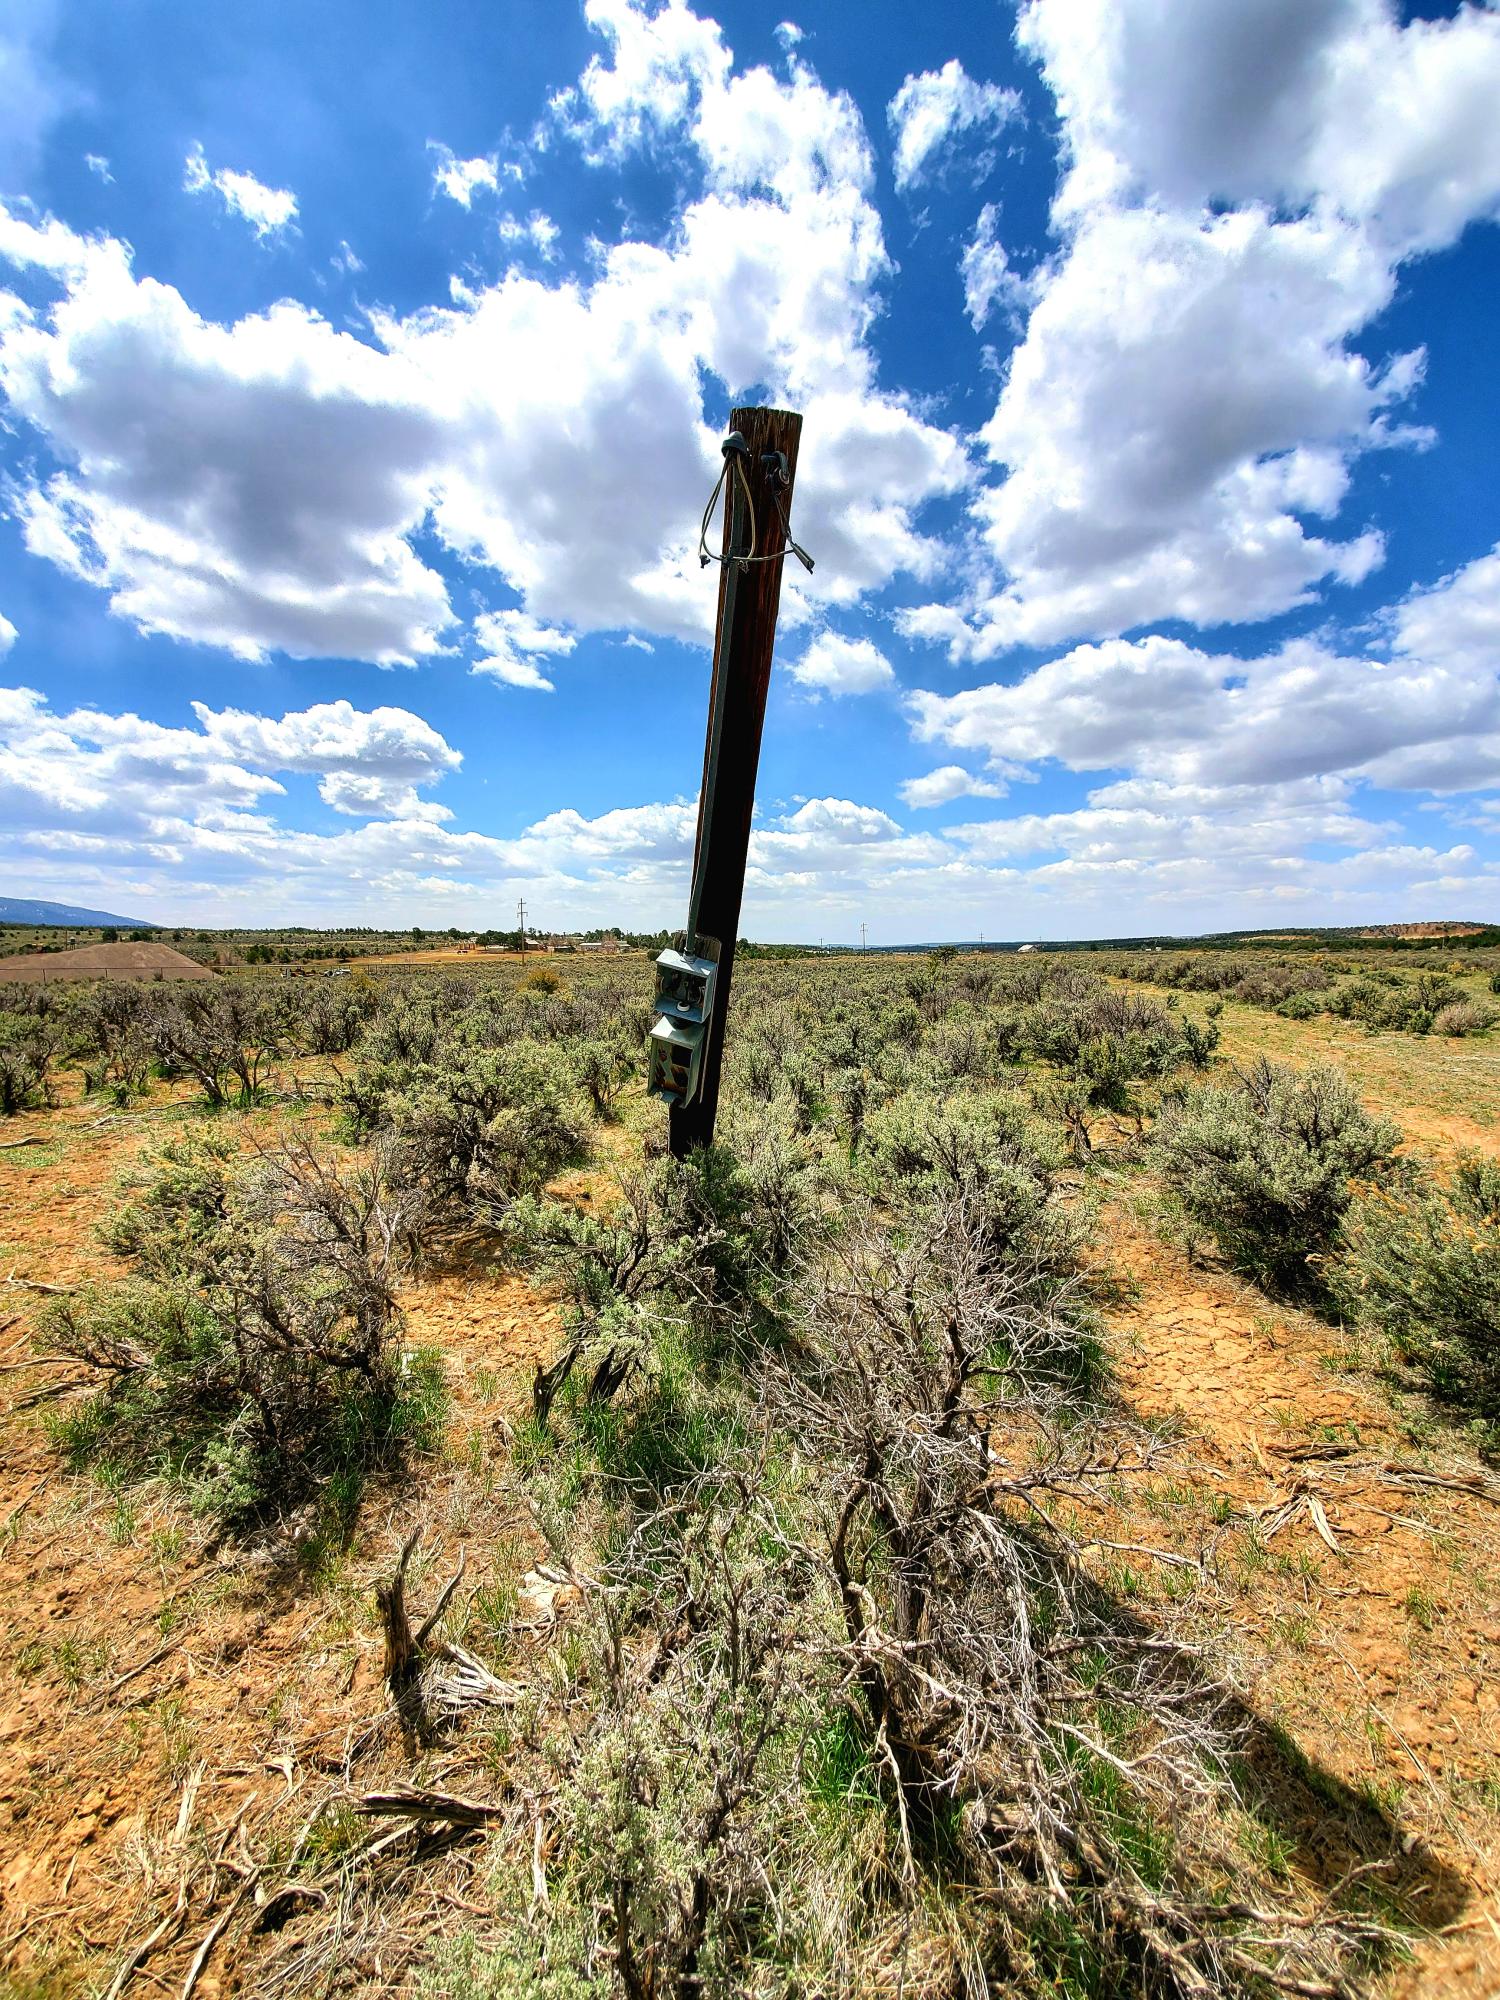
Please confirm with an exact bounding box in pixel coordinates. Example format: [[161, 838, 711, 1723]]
[[856, 920, 1499, 953], [0, 896, 153, 929]]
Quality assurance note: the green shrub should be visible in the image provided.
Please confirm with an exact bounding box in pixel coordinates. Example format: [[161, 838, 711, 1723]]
[[388, 1039, 586, 1217], [572, 1035, 635, 1120], [0, 1010, 59, 1114], [289, 974, 378, 1055], [1150, 1059, 1402, 1294], [1326, 977, 1442, 1034], [1333, 1155, 1500, 1442], [152, 980, 285, 1106], [42, 1135, 440, 1528], [862, 1089, 1084, 1297], [67, 980, 157, 1102], [1021, 987, 1216, 1107]]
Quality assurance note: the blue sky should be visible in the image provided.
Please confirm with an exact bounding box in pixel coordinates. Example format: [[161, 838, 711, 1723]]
[[1, 0, 1498, 940]]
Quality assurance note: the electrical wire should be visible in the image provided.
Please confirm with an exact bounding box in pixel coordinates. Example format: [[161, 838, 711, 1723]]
[[697, 450, 757, 570], [696, 442, 814, 573]]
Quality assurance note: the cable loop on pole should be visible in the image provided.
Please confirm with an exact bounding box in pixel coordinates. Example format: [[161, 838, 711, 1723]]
[[696, 432, 814, 574]]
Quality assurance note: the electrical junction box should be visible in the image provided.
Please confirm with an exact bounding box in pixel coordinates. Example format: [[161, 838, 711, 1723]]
[[653, 947, 717, 1028], [648, 1012, 704, 1106], [647, 946, 717, 1106]]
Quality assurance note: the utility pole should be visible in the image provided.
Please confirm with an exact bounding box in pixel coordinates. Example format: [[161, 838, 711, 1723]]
[[668, 404, 804, 1159], [517, 897, 527, 958], [860, 921, 867, 953]]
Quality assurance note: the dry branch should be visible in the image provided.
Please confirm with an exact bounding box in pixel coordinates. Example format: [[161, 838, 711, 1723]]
[[352, 1784, 506, 1826]]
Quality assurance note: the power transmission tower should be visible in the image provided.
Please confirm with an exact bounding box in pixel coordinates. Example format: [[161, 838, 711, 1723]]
[[517, 897, 527, 958], [668, 405, 804, 1159], [860, 921, 867, 953]]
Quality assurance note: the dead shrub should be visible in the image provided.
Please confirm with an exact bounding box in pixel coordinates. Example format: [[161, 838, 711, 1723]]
[[1431, 998, 1495, 1037]]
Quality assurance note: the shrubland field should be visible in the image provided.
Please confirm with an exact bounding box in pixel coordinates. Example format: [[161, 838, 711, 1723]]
[[1, 943, 1497, 1999]]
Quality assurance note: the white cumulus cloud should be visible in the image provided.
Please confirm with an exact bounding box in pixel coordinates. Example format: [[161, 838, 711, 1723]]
[[0, 4, 963, 672], [906, 0, 1500, 659], [471, 609, 577, 691], [788, 632, 894, 697], [908, 543, 1500, 797], [960, 205, 1032, 331], [428, 144, 520, 205], [899, 765, 1007, 810]]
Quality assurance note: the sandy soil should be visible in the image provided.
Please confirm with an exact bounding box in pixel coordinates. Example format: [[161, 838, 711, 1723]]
[[1095, 1206, 1500, 1995]]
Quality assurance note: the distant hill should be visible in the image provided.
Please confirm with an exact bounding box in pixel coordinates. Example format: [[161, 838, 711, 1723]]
[[0, 896, 153, 929], [862, 920, 1500, 954]]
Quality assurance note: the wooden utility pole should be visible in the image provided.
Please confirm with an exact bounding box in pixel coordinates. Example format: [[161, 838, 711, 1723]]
[[669, 404, 803, 1159]]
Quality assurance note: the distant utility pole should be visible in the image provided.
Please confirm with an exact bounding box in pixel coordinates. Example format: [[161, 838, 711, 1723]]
[[860, 921, 867, 953], [517, 897, 527, 958], [669, 404, 804, 1160]]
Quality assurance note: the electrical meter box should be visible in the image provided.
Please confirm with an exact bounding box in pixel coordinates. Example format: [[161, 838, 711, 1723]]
[[648, 1012, 705, 1106], [647, 945, 717, 1106], [652, 946, 717, 1028]]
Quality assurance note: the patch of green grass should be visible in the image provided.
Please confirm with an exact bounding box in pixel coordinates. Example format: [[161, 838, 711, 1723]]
[[1238, 1816, 1296, 1879], [300, 1799, 365, 1868], [154, 1692, 197, 1776], [468, 1574, 521, 1666], [1062, 1729, 1174, 1892], [390, 1344, 449, 1453], [1358, 1775, 1405, 1817], [1402, 1587, 1436, 1633], [803, 1709, 881, 1813], [1270, 1613, 1315, 1651], [0, 1955, 95, 1999], [0, 1140, 64, 1171], [1026, 1901, 1127, 1999], [1099, 1559, 1142, 1599], [53, 1634, 110, 1694], [149, 1522, 184, 1565]]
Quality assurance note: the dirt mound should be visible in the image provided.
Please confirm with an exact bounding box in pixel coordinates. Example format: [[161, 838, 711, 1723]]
[[0, 941, 214, 983]]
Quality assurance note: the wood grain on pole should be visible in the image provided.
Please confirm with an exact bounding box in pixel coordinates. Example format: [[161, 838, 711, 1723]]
[[669, 404, 803, 1158]]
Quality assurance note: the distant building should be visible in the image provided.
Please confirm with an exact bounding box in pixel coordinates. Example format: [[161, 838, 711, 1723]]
[[1018, 943, 1039, 954], [534, 935, 629, 955]]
